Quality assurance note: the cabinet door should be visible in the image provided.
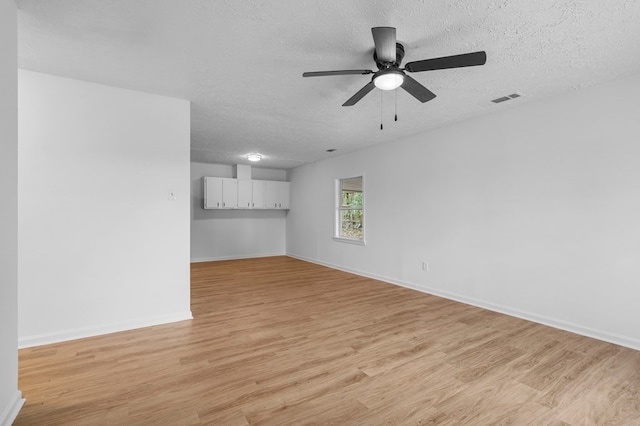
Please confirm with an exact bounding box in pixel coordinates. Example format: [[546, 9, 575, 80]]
[[252, 180, 265, 209], [204, 177, 223, 209], [237, 180, 252, 209], [277, 181, 290, 209], [263, 180, 291, 209], [264, 181, 279, 209], [221, 178, 238, 208]]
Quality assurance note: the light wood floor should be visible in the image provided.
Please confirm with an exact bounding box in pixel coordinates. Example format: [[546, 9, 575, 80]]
[[16, 256, 640, 425]]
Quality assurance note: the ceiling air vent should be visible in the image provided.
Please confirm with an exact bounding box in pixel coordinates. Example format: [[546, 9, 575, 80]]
[[491, 92, 523, 104], [491, 96, 510, 103]]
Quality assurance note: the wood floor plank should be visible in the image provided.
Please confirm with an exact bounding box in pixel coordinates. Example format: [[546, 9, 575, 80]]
[[15, 256, 640, 425]]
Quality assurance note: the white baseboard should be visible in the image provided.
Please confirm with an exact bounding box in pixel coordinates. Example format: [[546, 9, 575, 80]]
[[287, 253, 640, 351], [0, 390, 25, 426], [191, 252, 286, 263], [18, 311, 193, 349]]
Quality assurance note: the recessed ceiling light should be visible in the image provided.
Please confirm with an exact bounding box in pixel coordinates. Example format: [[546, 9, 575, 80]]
[[246, 153, 262, 162]]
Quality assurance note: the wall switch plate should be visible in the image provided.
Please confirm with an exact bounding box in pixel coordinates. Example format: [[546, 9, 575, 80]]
[[422, 262, 429, 272]]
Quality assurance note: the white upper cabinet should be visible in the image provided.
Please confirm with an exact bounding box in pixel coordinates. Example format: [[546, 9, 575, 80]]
[[204, 177, 238, 209], [276, 181, 290, 209], [204, 177, 289, 210], [222, 178, 238, 208], [264, 181, 290, 209], [204, 177, 223, 209], [265, 181, 278, 209], [252, 180, 266, 209], [237, 180, 253, 209]]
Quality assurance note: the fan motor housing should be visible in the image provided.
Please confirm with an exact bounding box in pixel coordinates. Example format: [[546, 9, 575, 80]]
[[374, 43, 405, 69]]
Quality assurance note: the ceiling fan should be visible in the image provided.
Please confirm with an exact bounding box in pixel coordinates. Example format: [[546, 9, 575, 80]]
[[303, 27, 487, 107]]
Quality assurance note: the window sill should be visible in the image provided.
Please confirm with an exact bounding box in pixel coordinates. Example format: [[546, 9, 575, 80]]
[[333, 237, 366, 246]]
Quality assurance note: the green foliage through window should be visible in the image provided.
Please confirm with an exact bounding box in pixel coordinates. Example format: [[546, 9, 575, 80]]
[[338, 177, 363, 240]]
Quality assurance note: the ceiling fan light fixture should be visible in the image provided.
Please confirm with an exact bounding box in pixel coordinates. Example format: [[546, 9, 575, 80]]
[[303, 26, 486, 106], [247, 153, 262, 162], [374, 71, 404, 90]]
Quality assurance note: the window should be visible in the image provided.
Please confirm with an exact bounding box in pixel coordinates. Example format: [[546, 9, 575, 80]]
[[336, 176, 364, 243]]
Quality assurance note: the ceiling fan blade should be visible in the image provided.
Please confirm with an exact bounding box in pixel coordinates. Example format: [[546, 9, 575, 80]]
[[401, 75, 436, 103], [342, 81, 376, 106], [371, 27, 396, 63], [405, 51, 487, 73], [303, 69, 373, 77]]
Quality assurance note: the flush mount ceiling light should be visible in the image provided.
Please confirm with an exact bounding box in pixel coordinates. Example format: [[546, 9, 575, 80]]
[[246, 153, 262, 162], [373, 70, 404, 91]]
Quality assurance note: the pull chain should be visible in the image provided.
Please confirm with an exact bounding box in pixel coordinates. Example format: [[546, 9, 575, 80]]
[[380, 90, 383, 130], [394, 88, 398, 122]]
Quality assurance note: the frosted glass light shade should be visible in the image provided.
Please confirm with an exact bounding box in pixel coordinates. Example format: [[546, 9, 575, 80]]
[[247, 153, 262, 162], [374, 72, 404, 90]]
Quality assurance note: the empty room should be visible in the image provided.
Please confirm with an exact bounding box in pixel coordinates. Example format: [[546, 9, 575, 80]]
[[2, 1, 640, 425]]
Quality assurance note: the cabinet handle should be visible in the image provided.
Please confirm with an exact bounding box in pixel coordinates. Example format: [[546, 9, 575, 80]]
[[223, 202, 225, 207], [217, 202, 219, 207]]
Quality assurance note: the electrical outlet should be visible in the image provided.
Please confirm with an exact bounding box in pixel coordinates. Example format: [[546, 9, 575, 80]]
[[422, 262, 429, 272]]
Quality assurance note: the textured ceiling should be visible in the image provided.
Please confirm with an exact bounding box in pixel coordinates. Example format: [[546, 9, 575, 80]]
[[17, 0, 640, 169]]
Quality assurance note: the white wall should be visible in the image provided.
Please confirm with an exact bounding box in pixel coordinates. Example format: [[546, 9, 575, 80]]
[[0, 1, 25, 424], [288, 73, 640, 350], [18, 70, 192, 347], [191, 162, 287, 261]]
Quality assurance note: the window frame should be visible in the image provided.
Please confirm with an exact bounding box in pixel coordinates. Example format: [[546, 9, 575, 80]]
[[334, 175, 365, 245]]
